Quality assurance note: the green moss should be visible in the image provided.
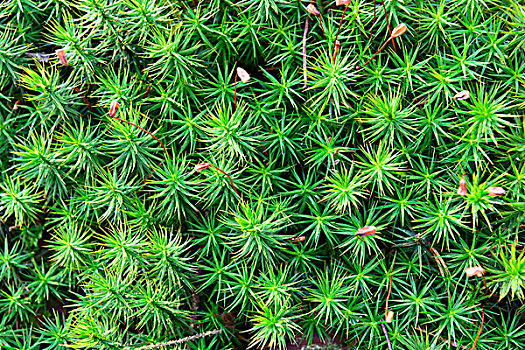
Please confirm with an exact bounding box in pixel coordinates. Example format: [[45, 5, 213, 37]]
[[0, 0, 525, 349]]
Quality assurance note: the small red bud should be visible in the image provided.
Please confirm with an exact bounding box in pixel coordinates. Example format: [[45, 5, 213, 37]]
[[290, 236, 305, 243], [56, 49, 68, 66], [236, 67, 251, 83], [488, 187, 506, 197], [457, 175, 467, 196], [356, 226, 377, 237], [453, 90, 470, 101], [332, 40, 341, 63], [465, 266, 486, 277], [391, 23, 407, 38], [13, 99, 22, 111], [306, 4, 320, 16], [195, 162, 211, 173], [109, 101, 120, 117]]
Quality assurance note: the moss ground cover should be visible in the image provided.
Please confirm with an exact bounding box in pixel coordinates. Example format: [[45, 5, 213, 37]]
[[1, 0, 525, 349]]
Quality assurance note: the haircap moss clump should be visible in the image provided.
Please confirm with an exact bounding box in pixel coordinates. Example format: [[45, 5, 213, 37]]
[[1, 0, 525, 349]]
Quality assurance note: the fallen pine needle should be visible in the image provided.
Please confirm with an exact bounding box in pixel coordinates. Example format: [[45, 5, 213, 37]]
[[427, 245, 450, 277], [426, 242, 451, 299]]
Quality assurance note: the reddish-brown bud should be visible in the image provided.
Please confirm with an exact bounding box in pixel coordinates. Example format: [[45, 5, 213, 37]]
[[453, 90, 470, 101], [465, 266, 486, 278], [336, 0, 351, 5], [306, 4, 320, 16], [333, 40, 341, 63], [457, 175, 467, 196], [13, 99, 21, 111], [9, 224, 21, 232], [356, 226, 377, 237], [290, 236, 305, 243], [56, 49, 68, 66], [488, 187, 506, 197], [109, 100, 120, 117], [386, 311, 394, 323], [236, 67, 251, 83], [391, 23, 407, 38], [195, 162, 211, 173]]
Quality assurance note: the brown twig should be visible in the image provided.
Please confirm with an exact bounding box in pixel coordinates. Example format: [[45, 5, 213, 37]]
[[189, 291, 200, 329], [257, 66, 280, 72]]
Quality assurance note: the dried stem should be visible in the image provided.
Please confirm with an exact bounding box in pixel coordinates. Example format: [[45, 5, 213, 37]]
[[385, 255, 396, 321], [74, 87, 94, 112], [426, 243, 451, 299], [129, 329, 222, 350], [471, 307, 484, 350], [335, 1, 352, 43], [208, 163, 240, 197], [368, 0, 395, 51], [427, 245, 450, 276], [381, 324, 392, 350], [362, 37, 391, 67], [380, 0, 396, 51], [318, 15, 326, 39]]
